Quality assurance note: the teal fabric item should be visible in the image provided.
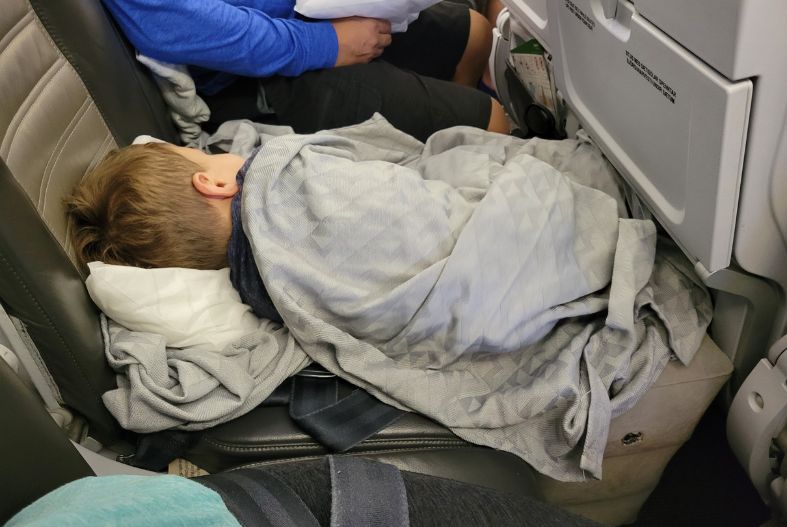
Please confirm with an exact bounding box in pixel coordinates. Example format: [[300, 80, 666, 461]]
[[6, 475, 240, 527]]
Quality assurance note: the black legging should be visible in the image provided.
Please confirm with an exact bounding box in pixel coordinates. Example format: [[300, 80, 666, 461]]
[[197, 457, 600, 527]]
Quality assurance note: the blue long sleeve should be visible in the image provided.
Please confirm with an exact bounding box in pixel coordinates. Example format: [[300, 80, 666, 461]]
[[101, 0, 338, 78]]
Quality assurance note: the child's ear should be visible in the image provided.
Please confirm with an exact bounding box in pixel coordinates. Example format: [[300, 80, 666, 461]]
[[192, 172, 213, 197], [192, 172, 237, 198]]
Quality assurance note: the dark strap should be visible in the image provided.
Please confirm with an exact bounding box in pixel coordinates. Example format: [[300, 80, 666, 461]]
[[124, 371, 404, 470], [261, 378, 293, 406], [120, 430, 199, 471], [198, 468, 320, 527], [329, 456, 410, 527], [290, 374, 406, 452]]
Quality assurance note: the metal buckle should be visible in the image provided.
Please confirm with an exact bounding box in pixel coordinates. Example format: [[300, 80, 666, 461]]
[[296, 365, 336, 379]]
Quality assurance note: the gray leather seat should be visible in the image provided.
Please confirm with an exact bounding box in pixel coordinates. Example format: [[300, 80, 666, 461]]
[[0, 0, 536, 493]]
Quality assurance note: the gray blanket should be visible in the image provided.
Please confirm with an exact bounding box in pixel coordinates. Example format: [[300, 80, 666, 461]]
[[102, 117, 711, 481]]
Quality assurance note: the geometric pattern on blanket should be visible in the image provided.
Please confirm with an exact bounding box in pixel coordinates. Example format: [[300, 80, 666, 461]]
[[241, 116, 713, 481], [101, 116, 712, 483]]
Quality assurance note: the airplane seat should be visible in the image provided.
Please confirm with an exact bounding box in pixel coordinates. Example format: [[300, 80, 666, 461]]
[[0, 0, 538, 501], [0, 355, 94, 525], [0, 1, 734, 525], [0, 0, 178, 444]]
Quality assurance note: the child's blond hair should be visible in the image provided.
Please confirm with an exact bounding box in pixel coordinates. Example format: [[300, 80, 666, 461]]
[[65, 143, 229, 271]]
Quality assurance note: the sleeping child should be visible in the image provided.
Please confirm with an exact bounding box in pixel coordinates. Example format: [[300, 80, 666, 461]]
[[67, 120, 712, 482], [66, 141, 282, 323], [66, 118, 693, 367]]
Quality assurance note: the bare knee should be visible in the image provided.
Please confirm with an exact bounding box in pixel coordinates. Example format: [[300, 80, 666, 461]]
[[486, 99, 509, 134], [468, 9, 493, 58], [485, 0, 506, 26], [453, 9, 493, 87]]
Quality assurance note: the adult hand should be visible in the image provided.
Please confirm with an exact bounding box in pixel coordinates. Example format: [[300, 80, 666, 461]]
[[331, 17, 392, 67]]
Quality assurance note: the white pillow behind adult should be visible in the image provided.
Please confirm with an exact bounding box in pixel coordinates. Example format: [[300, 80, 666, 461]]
[[86, 262, 262, 351], [295, 0, 442, 32]]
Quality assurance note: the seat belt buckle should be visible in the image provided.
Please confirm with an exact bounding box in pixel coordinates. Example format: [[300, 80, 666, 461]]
[[296, 365, 336, 379]]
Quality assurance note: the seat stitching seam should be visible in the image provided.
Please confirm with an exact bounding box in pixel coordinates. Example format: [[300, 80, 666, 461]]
[[61, 132, 114, 262], [28, 10, 115, 146], [28, 3, 130, 145], [226, 445, 477, 471], [200, 437, 468, 453], [41, 99, 95, 210], [0, 242, 102, 401], [8, 317, 62, 403], [38, 95, 91, 209], [1, 58, 66, 158], [0, 9, 34, 55]]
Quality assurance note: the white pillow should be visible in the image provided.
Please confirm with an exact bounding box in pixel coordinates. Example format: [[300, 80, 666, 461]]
[[86, 262, 262, 350]]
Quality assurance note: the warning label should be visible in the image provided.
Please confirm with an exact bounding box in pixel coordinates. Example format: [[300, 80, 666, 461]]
[[564, 0, 595, 31], [625, 50, 677, 104]]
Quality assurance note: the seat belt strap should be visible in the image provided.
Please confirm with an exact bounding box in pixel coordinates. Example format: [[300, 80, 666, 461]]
[[198, 468, 320, 527], [120, 430, 199, 471], [290, 375, 406, 452], [0, 303, 62, 410], [329, 456, 410, 527]]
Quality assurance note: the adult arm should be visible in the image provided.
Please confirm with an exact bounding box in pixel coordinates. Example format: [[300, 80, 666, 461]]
[[102, 0, 337, 77]]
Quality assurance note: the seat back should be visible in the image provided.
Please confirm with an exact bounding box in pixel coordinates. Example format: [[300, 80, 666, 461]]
[[0, 358, 95, 524], [0, 0, 178, 443]]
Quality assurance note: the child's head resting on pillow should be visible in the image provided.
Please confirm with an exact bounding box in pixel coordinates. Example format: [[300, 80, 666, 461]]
[[65, 142, 245, 271]]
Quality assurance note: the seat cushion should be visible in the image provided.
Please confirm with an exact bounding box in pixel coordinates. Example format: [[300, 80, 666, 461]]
[[189, 411, 540, 496], [184, 335, 731, 524]]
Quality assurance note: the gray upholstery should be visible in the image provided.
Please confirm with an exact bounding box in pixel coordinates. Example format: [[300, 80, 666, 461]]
[[0, 0, 177, 443], [27, 0, 178, 148]]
